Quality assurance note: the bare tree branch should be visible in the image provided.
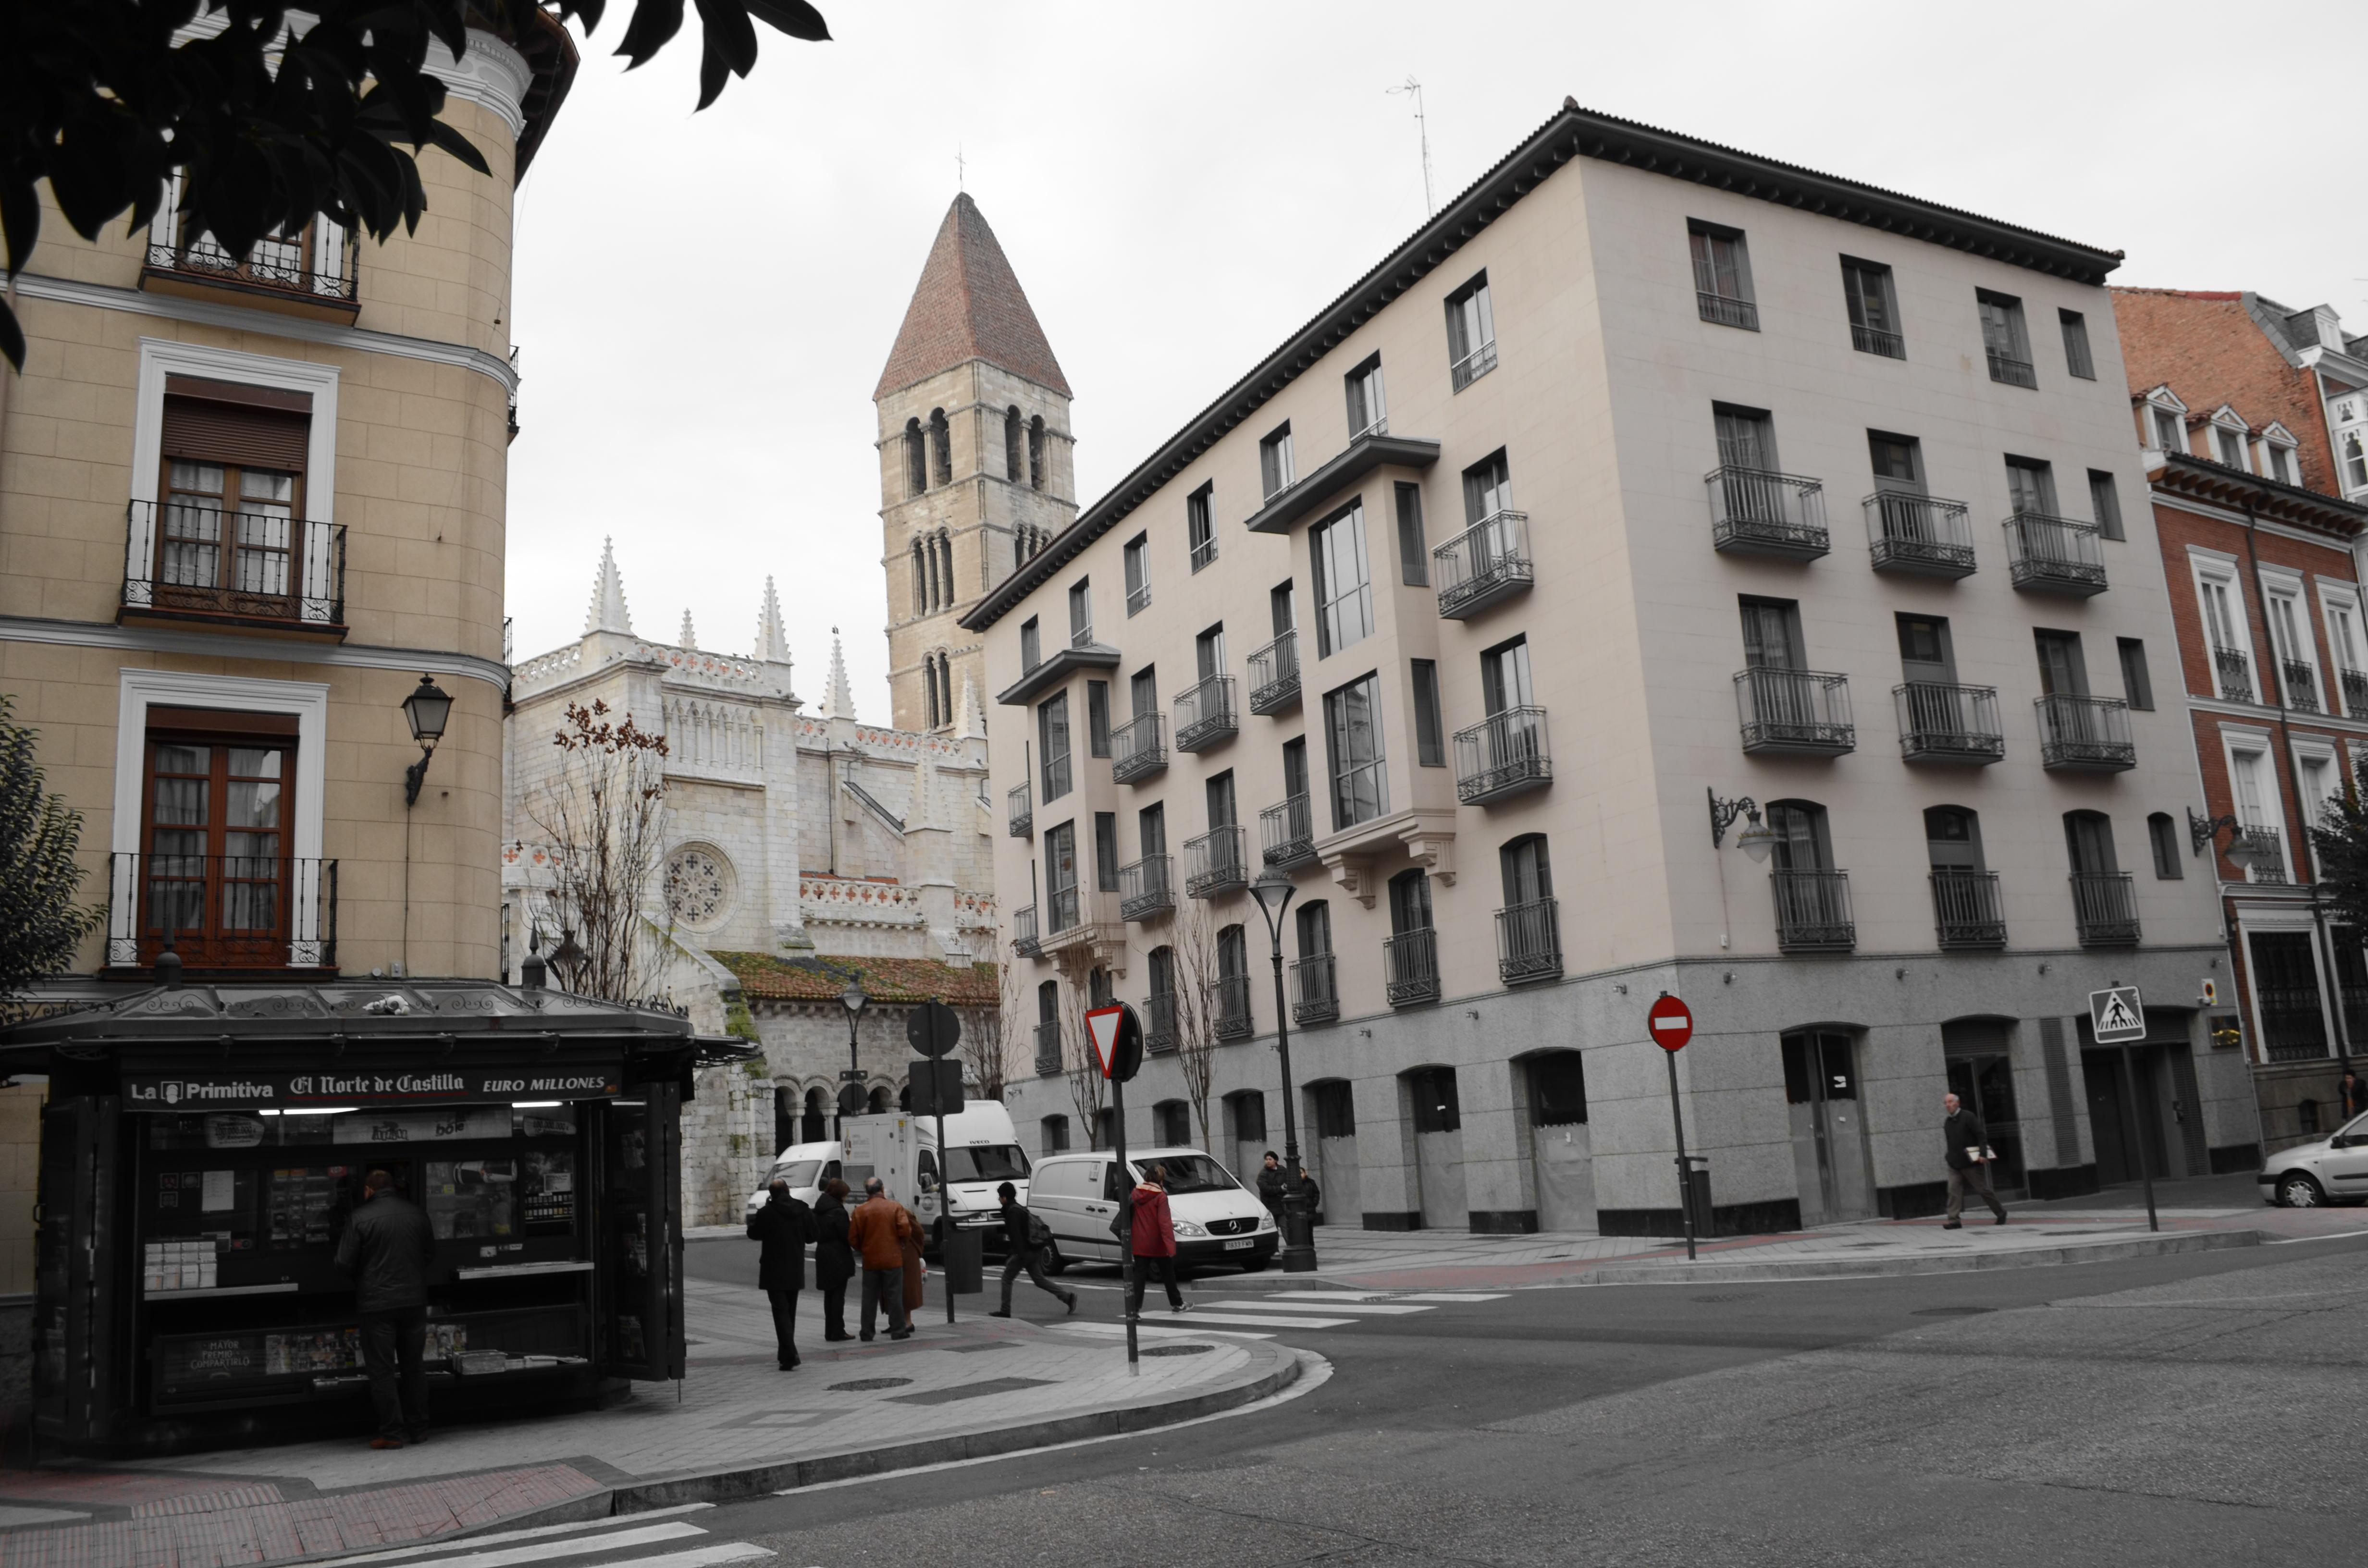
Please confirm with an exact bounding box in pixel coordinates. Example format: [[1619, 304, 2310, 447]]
[[1167, 901, 1225, 1152], [519, 699, 669, 1004]]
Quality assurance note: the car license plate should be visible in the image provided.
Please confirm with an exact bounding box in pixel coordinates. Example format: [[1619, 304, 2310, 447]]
[[1223, 1237, 1253, 1250]]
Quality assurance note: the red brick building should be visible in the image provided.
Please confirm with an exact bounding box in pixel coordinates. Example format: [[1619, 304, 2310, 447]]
[[2115, 288, 2368, 1152]]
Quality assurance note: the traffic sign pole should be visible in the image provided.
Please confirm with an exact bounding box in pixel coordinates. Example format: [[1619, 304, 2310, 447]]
[[1085, 1003, 1146, 1366], [2088, 986, 2158, 1234], [2117, 1043, 2159, 1234], [1666, 1049, 1696, 1262], [1648, 994, 1699, 1262]]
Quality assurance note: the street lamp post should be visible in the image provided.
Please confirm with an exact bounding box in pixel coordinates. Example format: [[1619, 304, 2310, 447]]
[[1248, 868, 1318, 1273], [837, 980, 869, 1132]]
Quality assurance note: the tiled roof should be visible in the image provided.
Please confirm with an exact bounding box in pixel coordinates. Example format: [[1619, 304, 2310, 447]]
[[875, 194, 1070, 399], [712, 951, 999, 1006]]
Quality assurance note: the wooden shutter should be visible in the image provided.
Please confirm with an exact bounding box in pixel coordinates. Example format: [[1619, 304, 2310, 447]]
[[161, 376, 311, 471]]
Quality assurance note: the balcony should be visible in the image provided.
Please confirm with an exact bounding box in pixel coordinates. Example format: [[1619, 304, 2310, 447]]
[[1895, 683, 2004, 765], [1110, 712, 1167, 784], [1012, 903, 1041, 957], [123, 501, 345, 636], [1046, 885, 1080, 936], [1929, 870, 2006, 950], [143, 180, 358, 322], [1119, 855, 1174, 921], [1735, 669, 1854, 757], [1495, 897, 1562, 984], [2069, 873, 2140, 947], [1707, 467, 1829, 560], [1863, 493, 1975, 579], [2035, 694, 2135, 772], [1173, 674, 1238, 752], [1144, 991, 1179, 1054], [1248, 630, 1300, 714], [1450, 339, 1498, 392], [1213, 974, 1255, 1040], [2215, 646, 2254, 702], [1986, 348, 2038, 389], [1185, 826, 1247, 898], [1259, 794, 1318, 870], [1771, 870, 1854, 953], [1291, 953, 1339, 1024], [2002, 513, 2107, 597], [1383, 926, 1440, 1005], [1852, 323, 1906, 358], [2235, 827, 2288, 884], [1034, 1019, 1061, 1076], [2282, 658, 2320, 712], [1454, 706, 1554, 804], [1432, 510, 1534, 619], [1697, 291, 1759, 331], [106, 853, 336, 971], [2343, 668, 2368, 715], [1007, 782, 1032, 838]]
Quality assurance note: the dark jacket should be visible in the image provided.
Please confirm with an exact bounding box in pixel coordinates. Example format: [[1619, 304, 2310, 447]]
[[2341, 1076, 2368, 1120], [1000, 1198, 1035, 1255], [1942, 1107, 1989, 1172], [1294, 1172, 1321, 1218], [748, 1191, 817, 1292], [1256, 1164, 1288, 1214], [812, 1193, 855, 1288], [1129, 1183, 1176, 1258], [335, 1189, 436, 1312]]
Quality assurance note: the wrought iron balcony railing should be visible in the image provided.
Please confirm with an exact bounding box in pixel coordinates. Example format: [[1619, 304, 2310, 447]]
[[1707, 466, 1829, 560], [2234, 826, 2287, 884], [2215, 646, 2254, 702], [146, 177, 358, 305], [2035, 694, 2135, 772], [1034, 1019, 1061, 1075], [2259, 987, 2329, 1062], [1895, 683, 2004, 765], [1450, 339, 1498, 392], [1046, 885, 1080, 935], [1110, 711, 1167, 784], [106, 853, 336, 970], [1929, 870, 2006, 949], [1986, 348, 2038, 388], [2343, 667, 2368, 716], [1383, 926, 1440, 1006], [1144, 991, 1179, 1054], [1495, 897, 1562, 984], [1007, 782, 1032, 838], [1173, 674, 1238, 752], [2069, 873, 2140, 946], [1212, 974, 1255, 1040], [1852, 323, 1906, 358], [2282, 658, 2320, 712], [1454, 706, 1554, 803], [1697, 291, 1759, 331], [123, 501, 345, 632], [1771, 870, 1854, 953], [1291, 952, 1339, 1024], [1736, 669, 1854, 756], [1863, 492, 1975, 578], [1185, 825, 1247, 898], [1119, 855, 1174, 921], [1248, 629, 1300, 714], [1259, 793, 1317, 870], [1190, 534, 1218, 572], [1432, 509, 1533, 619], [2002, 512, 2106, 596], [1012, 902, 1040, 957]]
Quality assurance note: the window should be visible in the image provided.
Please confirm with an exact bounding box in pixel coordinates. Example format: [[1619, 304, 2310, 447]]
[[2033, 629, 2088, 696], [2059, 309, 2095, 380], [1462, 449, 1512, 524], [2153, 406, 2187, 455], [1037, 692, 1070, 801], [2215, 425, 2249, 470], [2325, 594, 2366, 711], [909, 539, 926, 615], [2004, 455, 2057, 518], [1740, 597, 1807, 670], [1313, 1080, 1356, 1139], [1138, 802, 1166, 857], [1897, 612, 1956, 681], [2196, 567, 2255, 701], [1840, 257, 1902, 357], [1270, 582, 1295, 637], [1406, 1065, 1459, 1134], [1282, 735, 1308, 807], [1310, 502, 1374, 657], [1205, 770, 1237, 830], [905, 418, 926, 495], [1765, 800, 1834, 872], [1296, 899, 1332, 957], [1259, 422, 1297, 500], [152, 380, 313, 615], [1977, 290, 2034, 387], [1713, 404, 1777, 475], [1324, 673, 1387, 830], [1019, 616, 1040, 672], [1688, 220, 1757, 330], [1187, 483, 1217, 572], [1028, 416, 1046, 490], [929, 408, 951, 487], [1394, 482, 1428, 587], [1445, 270, 1496, 390], [1123, 533, 1150, 615], [1153, 1102, 1190, 1147], [1500, 833, 1553, 906], [1924, 806, 1985, 874], [2264, 440, 2298, 485], [2117, 638, 2154, 711], [1086, 680, 1110, 757], [1411, 659, 1445, 767], [1043, 820, 1077, 929], [2062, 810, 2121, 877], [1130, 666, 1157, 719], [1041, 1115, 1071, 1152], [1005, 407, 1024, 481], [1345, 355, 1387, 440], [2297, 748, 2339, 841], [1095, 812, 1119, 892], [1196, 623, 1227, 681], [1480, 636, 1533, 715], [1528, 1053, 1587, 1126], [2147, 813, 2182, 880], [1389, 867, 1434, 935], [1068, 579, 1092, 648], [2087, 469, 2124, 541], [140, 726, 295, 967], [2268, 587, 2318, 706]]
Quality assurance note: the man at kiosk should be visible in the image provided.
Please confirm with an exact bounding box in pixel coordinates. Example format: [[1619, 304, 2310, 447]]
[[337, 1169, 437, 1448]]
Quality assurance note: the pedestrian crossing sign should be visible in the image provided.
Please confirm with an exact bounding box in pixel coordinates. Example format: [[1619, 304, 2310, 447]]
[[2089, 985, 2146, 1043]]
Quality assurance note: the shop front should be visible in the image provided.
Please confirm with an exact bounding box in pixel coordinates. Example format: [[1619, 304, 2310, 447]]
[[4, 975, 734, 1453]]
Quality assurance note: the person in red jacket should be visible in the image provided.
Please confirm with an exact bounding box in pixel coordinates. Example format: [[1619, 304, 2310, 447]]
[[1124, 1164, 1190, 1319]]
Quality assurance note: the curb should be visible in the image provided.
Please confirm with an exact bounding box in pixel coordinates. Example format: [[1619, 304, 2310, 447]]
[[1566, 1226, 2268, 1285]]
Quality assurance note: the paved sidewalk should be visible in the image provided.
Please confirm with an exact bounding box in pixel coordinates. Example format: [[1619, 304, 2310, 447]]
[[0, 1280, 1303, 1568]]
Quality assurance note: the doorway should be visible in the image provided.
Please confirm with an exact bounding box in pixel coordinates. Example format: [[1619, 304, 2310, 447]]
[[2082, 1050, 2172, 1187], [1781, 1029, 1876, 1225], [1522, 1052, 1595, 1231], [1404, 1066, 1467, 1229], [1308, 1079, 1356, 1226], [1941, 1018, 2025, 1196]]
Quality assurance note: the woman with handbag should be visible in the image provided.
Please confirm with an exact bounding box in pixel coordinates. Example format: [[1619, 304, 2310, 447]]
[[988, 1179, 1077, 1317]]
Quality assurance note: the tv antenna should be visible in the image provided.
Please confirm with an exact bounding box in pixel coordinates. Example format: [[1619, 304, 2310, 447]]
[[1387, 77, 1433, 217]]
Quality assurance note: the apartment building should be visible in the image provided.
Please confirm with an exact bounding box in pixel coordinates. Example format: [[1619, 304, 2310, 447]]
[[2114, 288, 2368, 1154], [963, 102, 2251, 1236]]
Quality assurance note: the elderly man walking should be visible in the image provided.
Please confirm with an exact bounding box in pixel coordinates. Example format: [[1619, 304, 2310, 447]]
[[746, 1177, 817, 1369], [1941, 1090, 2009, 1229], [846, 1176, 916, 1341], [335, 1169, 437, 1450]]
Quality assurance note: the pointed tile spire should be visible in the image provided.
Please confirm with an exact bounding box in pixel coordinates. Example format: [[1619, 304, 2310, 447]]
[[586, 537, 632, 634], [678, 608, 696, 649], [875, 194, 1070, 399], [822, 626, 856, 720], [754, 576, 791, 664], [955, 674, 984, 739]]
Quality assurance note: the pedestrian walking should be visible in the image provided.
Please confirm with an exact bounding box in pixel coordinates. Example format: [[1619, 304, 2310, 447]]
[[2340, 1067, 2368, 1123], [333, 1169, 437, 1450], [1256, 1151, 1287, 1219], [1941, 1090, 2008, 1228], [814, 1177, 855, 1342], [1124, 1164, 1189, 1318], [1293, 1164, 1322, 1225], [746, 1177, 816, 1369], [846, 1176, 914, 1340], [899, 1197, 928, 1319], [988, 1179, 1076, 1317]]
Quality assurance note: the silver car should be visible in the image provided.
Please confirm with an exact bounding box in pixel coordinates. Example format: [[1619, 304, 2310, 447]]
[[2258, 1111, 2368, 1207]]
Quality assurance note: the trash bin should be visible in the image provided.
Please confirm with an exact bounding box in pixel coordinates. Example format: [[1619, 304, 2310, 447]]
[[940, 1223, 985, 1294], [1682, 1156, 1714, 1239]]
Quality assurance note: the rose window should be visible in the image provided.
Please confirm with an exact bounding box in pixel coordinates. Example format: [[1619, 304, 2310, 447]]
[[665, 846, 732, 928]]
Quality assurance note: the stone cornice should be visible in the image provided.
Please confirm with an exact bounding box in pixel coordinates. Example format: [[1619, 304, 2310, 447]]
[[0, 613, 508, 688]]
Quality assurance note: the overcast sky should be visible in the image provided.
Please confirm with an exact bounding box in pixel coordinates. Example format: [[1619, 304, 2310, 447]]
[[504, 0, 2366, 715]]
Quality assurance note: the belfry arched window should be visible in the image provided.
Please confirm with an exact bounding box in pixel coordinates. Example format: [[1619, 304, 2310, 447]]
[[904, 418, 926, 495], [1006, 406, 1024, 481], [930, 408, 952, 487], [910, 539, 926, 614], [1028, 415, 1046, 490]]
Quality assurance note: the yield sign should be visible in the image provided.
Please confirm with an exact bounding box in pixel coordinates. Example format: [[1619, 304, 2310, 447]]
[[1084, 1002, 1143, 1081], [1648, 994, 1694, 1052], [2090, 985, 2146, 1044]]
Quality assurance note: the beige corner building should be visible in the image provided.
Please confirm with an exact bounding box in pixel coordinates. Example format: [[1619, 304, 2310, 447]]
[[965, 102, 2253, 1236]]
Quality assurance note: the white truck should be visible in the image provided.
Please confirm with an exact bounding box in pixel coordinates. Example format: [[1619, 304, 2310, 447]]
[[839, 1101, 1030, 1254]]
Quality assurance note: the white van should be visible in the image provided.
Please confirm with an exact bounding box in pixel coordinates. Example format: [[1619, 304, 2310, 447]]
[[840, 1102, 1031, 1253], [742, 1140, 845, 1223], [1027, 1147, 1277, 1275]]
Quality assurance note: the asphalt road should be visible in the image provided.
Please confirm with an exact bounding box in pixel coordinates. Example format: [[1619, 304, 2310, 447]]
[[683, 1230, 2368, 1566]]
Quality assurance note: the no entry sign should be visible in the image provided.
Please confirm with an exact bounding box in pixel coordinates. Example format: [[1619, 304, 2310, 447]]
[[1648, 994, 1694, 1052]]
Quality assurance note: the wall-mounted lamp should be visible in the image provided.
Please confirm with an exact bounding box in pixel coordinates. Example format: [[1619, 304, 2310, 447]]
[[401, 674, 454, 807], [1709, 788, 1780, 862], [2188, 808, 2272, 873]]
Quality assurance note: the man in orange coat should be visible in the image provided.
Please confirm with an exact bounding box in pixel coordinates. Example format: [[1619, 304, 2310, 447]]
[[847, 1177, 916, 1341]]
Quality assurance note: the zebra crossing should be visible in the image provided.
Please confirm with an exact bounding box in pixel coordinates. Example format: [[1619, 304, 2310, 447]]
[[330, 1505, 777, 1568], [1071, 1288, 1508, 1338]]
